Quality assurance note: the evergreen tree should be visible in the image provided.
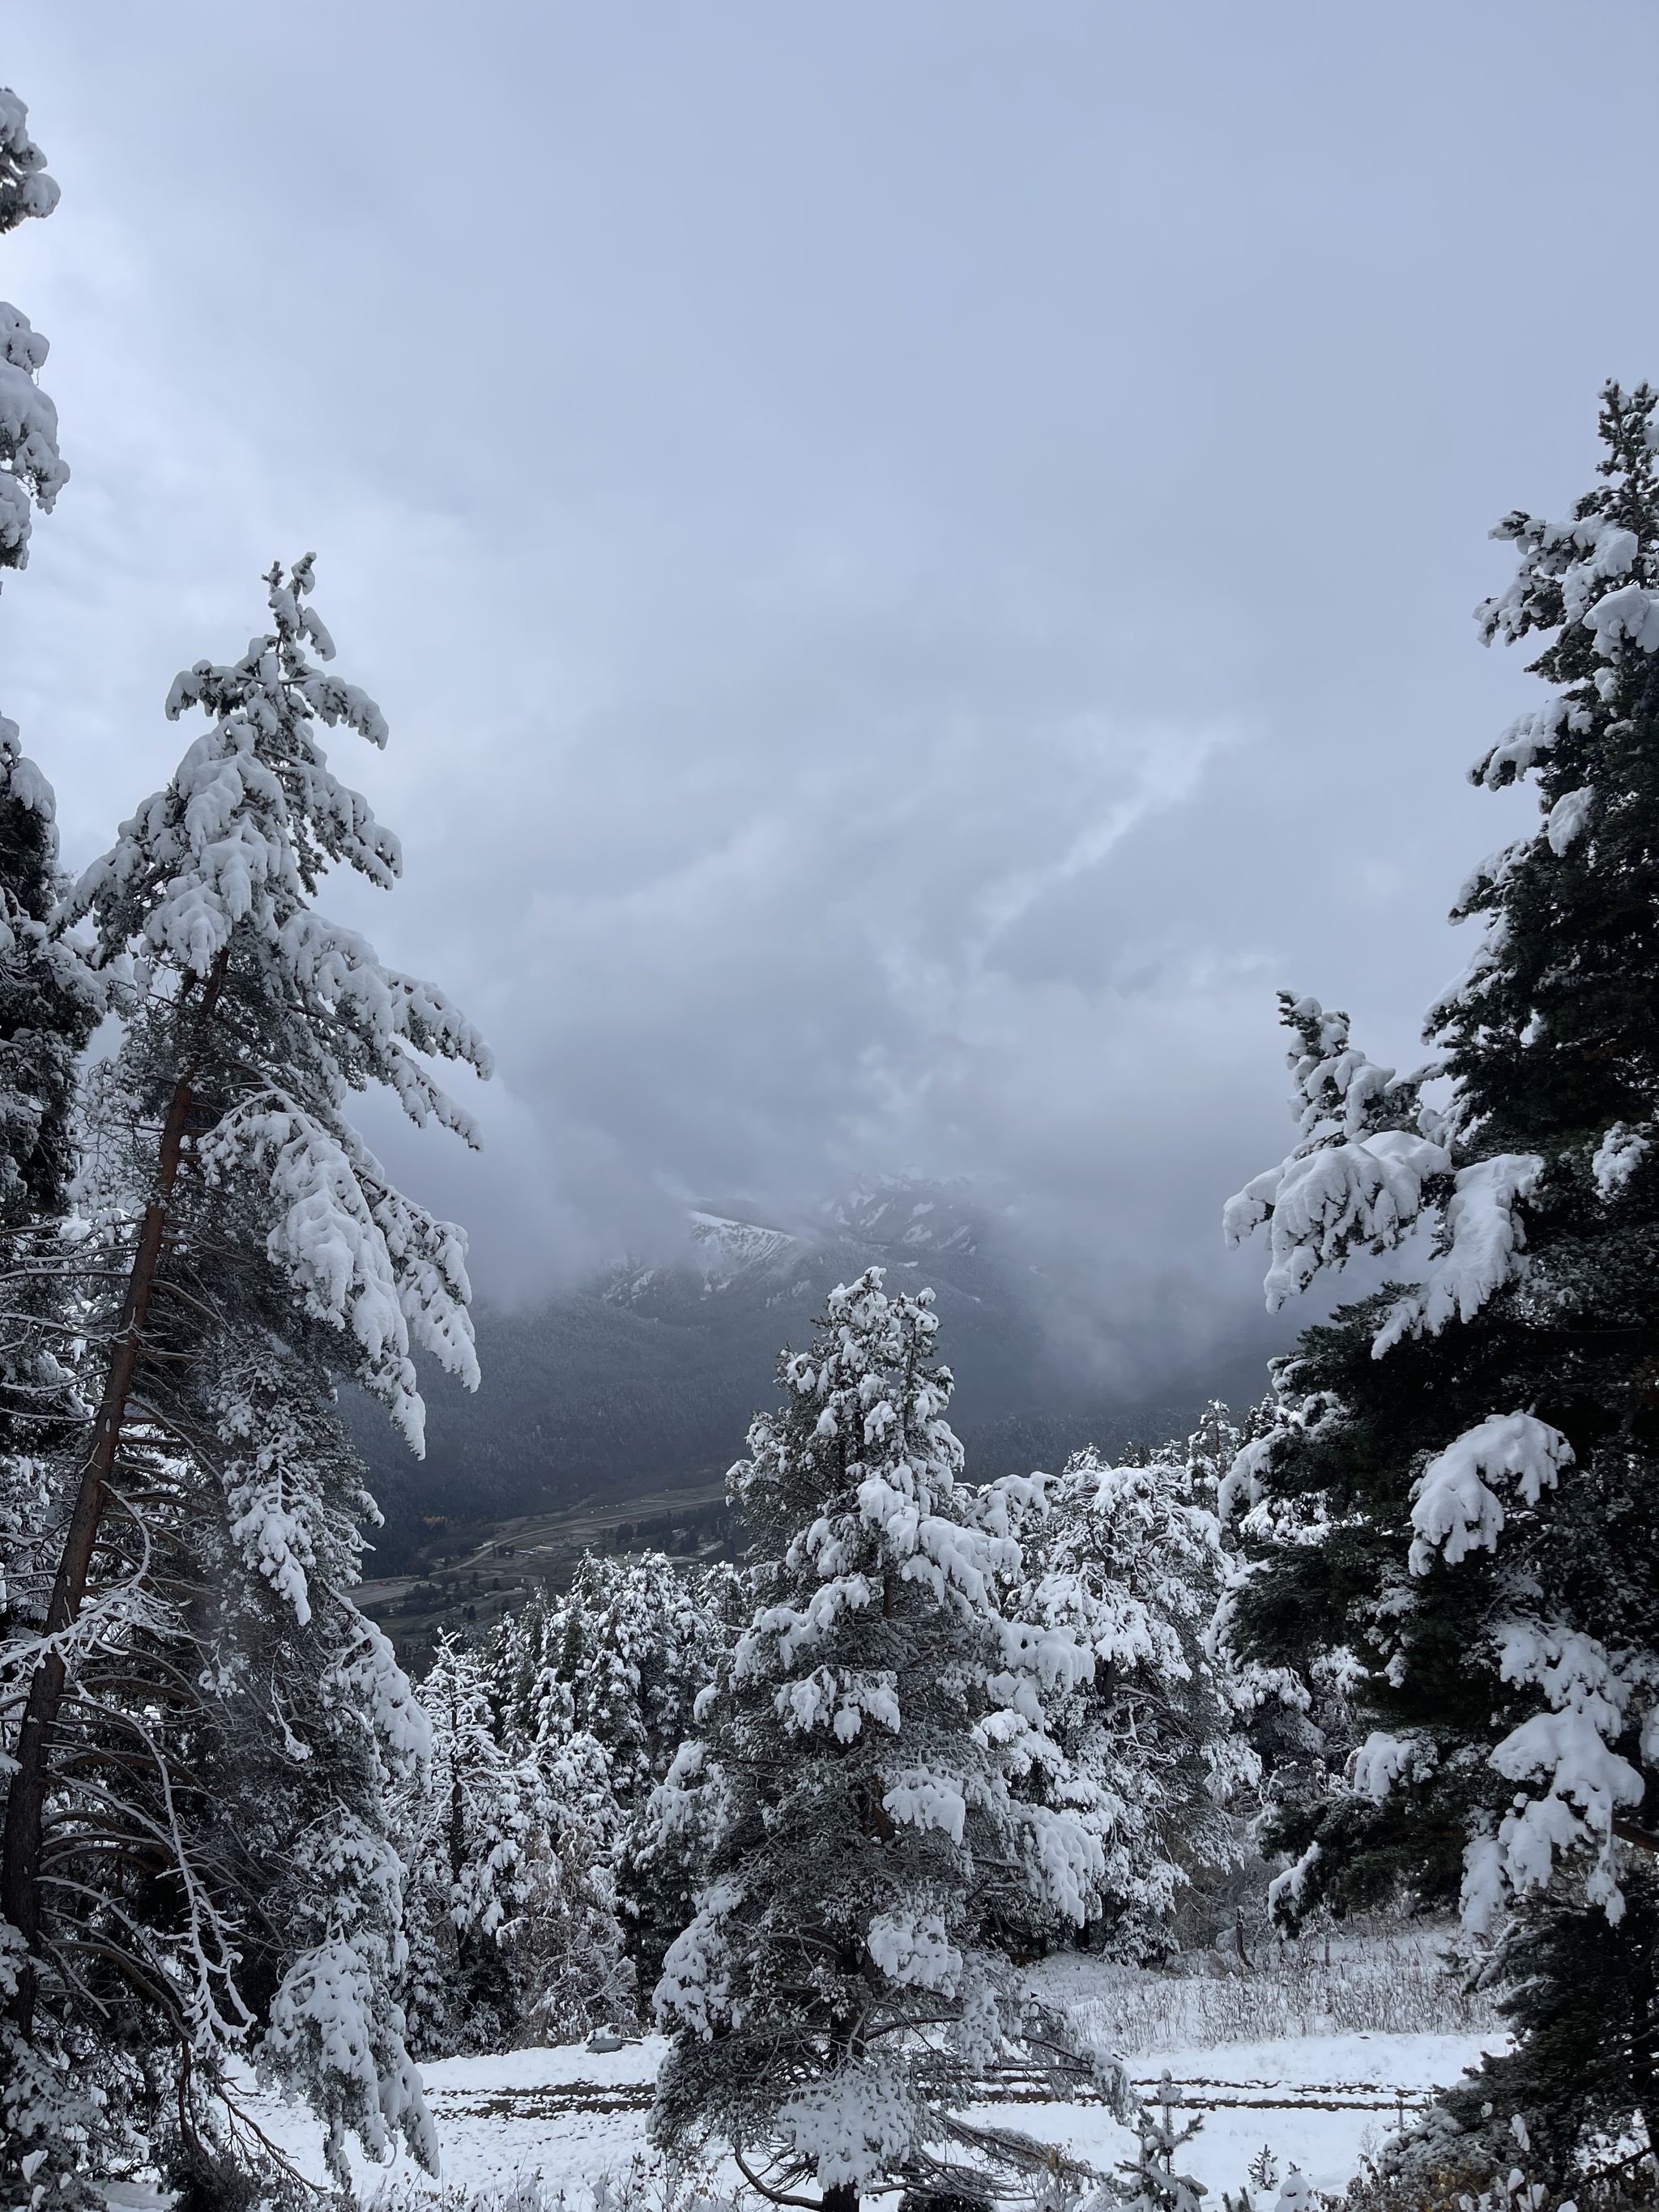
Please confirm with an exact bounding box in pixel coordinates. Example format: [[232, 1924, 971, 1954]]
[[403, 1634, 552, 2057], [491, 1554, 739, 2031], [641, 1268, 1101, 2210], [0, 90, 129, 2199], [509, 1720, 638, 2045], [0, 84, 92, 1481], [1222, 384, 1659, 2185], [0, 85, 66, 584], [0, 558, 489, 2194], [501, 1552, 738, 1813], [0, 83, 92, 1386], [1004, 1435, 1257, 1963], [0, 81, 91, 1390]]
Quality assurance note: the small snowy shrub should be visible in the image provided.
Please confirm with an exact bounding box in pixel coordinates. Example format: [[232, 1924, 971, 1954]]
[[1342, 2098, 1651, 2211]]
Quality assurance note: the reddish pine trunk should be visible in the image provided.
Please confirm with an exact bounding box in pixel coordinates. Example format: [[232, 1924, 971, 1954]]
[[1, 962, 224, 2030]]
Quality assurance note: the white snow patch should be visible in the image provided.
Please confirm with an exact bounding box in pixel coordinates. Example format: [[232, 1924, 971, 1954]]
[[1373, 1154, 1542, 1356], [689, 1210, 796, 1277], [1593, 1121, 1648, 1198], [1408, 1413, 1572, 1573], [142, 2020, 1503, 2211], [1545, 786, 1594, 855]]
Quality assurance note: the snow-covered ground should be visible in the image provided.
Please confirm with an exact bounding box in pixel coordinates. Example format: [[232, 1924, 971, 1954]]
[[971, 2032, 1502, 2203], [101, 2016, 1504, 2209]]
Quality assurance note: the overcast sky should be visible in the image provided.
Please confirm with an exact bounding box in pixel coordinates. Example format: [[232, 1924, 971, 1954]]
[[2, 5, 1654, 1364]]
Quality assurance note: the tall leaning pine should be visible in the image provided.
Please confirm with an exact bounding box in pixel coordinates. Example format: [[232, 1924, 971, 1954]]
[[0, 558, 490, 2196], [1222, 383, 1659, 2193]]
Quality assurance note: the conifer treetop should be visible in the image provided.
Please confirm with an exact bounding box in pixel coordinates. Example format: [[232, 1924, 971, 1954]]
[[1227, 385, 1659, 1355], [0, 89, 58, 234], [730, 1268, 1083, 1703], [1439, 380, 1659, 1151], [70, 556, 491, 1123], [1222, 398, 1659, 1348], [0, 88, 63, 578], [66, 558, 493, 1449]]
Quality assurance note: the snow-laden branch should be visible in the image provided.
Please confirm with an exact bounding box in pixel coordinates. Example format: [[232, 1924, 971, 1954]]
[[1224, 993, 1542, 1355], [1462, 1623, 1648, 1935], [1223, 995, 1448, 1311], [0, 86, 64, 578], [1371, 1153, 1543, 1356], [264, 1929, 437, 2176], [1407, 1412, 1572, 1573], [198, 1089, 476, 1451]]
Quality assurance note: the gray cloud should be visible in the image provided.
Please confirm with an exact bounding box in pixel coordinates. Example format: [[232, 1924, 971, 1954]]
[[0, 3, 1648, 1378]]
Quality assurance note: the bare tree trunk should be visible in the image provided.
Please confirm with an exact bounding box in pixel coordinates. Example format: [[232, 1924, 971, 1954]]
[[818, 2004, 862, 2212], [1, 960, 224, 2030], [446, 1675, 471, 1973], [1631, 1916, 1659, 2196]]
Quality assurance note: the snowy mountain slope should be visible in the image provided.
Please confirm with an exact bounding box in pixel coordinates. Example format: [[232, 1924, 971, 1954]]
[[353, 1178, 1286, 1571], [686, 1208, 799, 1279]]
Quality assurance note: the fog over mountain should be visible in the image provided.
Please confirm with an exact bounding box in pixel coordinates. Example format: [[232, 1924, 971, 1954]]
[[356, 1178, 1290, 1569], [8, 6, 1659, 1513]]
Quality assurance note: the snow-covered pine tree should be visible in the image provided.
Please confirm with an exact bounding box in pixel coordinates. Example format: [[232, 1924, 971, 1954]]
[[1004, 1434, 1257, 1963], [0, 83, 94, 1470], [487, 1555, 738, 2034], [508, 1720, 638, 2045], [402, 1634, 552, 2057], [0, 557, 489, 2194], [642, 1268, 1101, 2211], [0, 92, 123, 2197], [1221, 384, 1659, 2184], [0, 85, 66, 586], [503, 1552, 738, 1813], [1183, 1400, 1242, 1511]]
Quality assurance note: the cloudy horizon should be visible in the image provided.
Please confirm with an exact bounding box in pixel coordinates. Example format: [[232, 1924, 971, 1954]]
[[2, 6, 1653, 1393]]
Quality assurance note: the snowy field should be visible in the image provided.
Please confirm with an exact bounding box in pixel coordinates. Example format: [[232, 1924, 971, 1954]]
[[104, 2001, 1506, 2209]]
